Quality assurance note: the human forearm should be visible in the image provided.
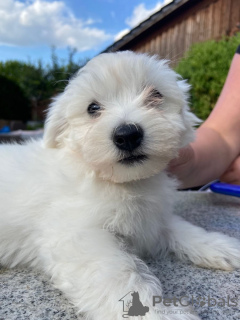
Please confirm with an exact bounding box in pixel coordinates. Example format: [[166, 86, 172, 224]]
[[169, 52, 240, 188]]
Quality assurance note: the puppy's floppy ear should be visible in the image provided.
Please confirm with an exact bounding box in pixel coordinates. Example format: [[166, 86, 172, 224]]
[[177, 79, 202, 147], [43, 96, 68, 148]]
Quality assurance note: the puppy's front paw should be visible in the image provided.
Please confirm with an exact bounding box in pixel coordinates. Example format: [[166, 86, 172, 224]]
[[195, 233, 240, 271], [169, 216, 240, 271]]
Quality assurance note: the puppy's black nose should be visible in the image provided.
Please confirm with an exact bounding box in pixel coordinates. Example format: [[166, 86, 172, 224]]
[[113, 123, 144, 152]]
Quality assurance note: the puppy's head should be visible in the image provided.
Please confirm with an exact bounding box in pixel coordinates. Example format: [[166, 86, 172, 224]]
[[44, 51, 199, 183]]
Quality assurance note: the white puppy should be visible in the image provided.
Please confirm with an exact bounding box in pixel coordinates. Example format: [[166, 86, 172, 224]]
[[0, 51, 239, 320]]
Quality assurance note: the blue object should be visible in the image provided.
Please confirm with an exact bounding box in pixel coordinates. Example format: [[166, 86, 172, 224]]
[[210, 182, 240, 198], [0, 125, 10, 133]]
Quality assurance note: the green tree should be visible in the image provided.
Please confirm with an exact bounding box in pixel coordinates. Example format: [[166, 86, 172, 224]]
[[0, 60, 51, 101], [46, 46, 83, 93], [0, 47, 88, 121]]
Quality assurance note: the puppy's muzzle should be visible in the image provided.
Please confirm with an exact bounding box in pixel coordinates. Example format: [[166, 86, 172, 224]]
[[113, 123, 143, 152]]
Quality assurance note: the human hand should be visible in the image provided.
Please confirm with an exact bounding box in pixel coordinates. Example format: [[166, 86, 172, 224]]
[[220, 155, 240, 185], [168, 145, 195, 187]]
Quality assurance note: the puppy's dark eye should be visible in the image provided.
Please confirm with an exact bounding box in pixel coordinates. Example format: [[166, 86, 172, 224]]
[[87, 103, 101, 116], [144, 87, 163, 109], [151, 89, 163, 99]]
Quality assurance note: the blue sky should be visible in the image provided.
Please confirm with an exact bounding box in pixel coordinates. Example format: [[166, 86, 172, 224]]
[[0, 0, 172, 65]]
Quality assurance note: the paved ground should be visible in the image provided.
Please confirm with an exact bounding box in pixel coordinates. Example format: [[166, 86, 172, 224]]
[[0, 192, 240, 320]]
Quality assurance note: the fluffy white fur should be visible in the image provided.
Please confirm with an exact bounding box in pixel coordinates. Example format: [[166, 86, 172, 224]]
[[0, 51, 239, 320]]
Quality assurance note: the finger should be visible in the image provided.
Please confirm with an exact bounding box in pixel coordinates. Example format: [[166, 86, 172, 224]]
[[220, 171, 240, 184]]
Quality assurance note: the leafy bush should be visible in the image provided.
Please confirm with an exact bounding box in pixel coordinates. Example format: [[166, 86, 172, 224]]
[[175, 33, 240, 120], [0, 75, 31, 121]]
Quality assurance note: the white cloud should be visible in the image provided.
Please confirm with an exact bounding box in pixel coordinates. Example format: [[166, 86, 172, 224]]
[[0, 0, 111, 51], [126, 0, 173, 28], [114, 1, 173, 42], [114, 29, 130, 41]]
